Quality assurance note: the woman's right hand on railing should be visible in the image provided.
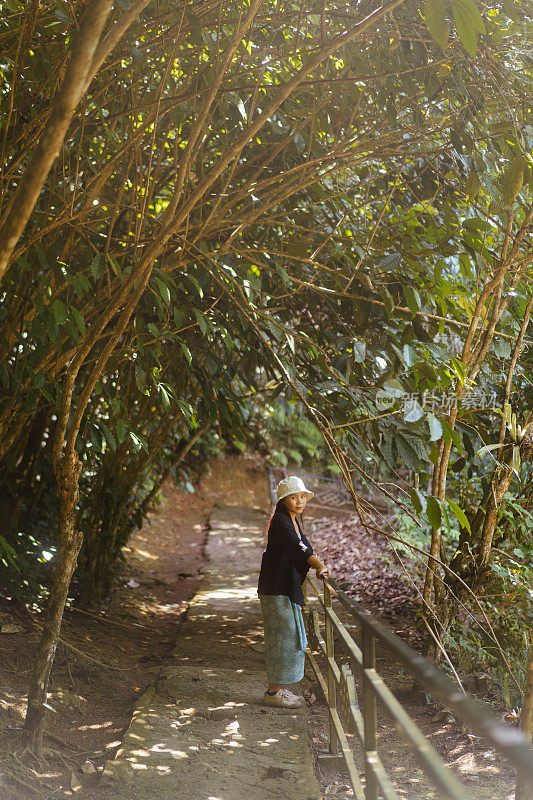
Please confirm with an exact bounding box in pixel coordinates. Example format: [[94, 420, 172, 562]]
[[316, 563, 330, 580]]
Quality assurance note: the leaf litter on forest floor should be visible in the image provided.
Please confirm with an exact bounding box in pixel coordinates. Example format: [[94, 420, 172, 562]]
[[309, 511, 423, 644]]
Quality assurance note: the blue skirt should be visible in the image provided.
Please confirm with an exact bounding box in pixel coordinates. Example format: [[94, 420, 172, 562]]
[[259, 594, 308, 683]]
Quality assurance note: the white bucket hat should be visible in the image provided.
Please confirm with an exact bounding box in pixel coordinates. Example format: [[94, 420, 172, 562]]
[[276, 475, 314, 503]]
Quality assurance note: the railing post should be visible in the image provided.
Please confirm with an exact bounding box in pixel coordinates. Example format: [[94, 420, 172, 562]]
[[324, 581, 339, 753], [362, 618, 378, 800]]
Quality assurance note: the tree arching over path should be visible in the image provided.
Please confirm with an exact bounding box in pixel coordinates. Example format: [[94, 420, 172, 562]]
[[0, 0, 530, 757]]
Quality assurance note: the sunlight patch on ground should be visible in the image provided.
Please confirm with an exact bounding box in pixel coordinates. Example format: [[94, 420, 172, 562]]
[[200, 587, 257, 601], [0, 697, 25, 719], [77, 720, 113, 731], [151, 743, 189, 758], [133, 548, 159, 560]]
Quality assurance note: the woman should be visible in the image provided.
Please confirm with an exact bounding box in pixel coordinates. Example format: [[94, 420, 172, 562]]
[[258, 475, 330, 708]]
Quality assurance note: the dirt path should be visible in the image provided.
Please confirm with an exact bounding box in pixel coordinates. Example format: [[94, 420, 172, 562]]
[[0, 453, 269, 799], [100, 504, 320, 800]]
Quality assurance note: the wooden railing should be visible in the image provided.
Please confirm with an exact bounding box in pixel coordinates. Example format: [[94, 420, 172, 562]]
[[304, 574, 533, 800]]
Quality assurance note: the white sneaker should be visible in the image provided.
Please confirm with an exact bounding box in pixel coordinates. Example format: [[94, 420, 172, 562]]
[[282, 688, 304, 702], [263, 689, 302, 708]]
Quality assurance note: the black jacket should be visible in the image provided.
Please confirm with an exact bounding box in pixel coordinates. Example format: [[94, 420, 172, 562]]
[[257, 505, 314, 606]]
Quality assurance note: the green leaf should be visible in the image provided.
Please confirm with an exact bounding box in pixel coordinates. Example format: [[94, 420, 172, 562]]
[[135, 366, 147, 392], [129, 431, 148, 453], [409, 488, 427, 514], [107, 254, 123, 280], [396, 434, 425, 471], [440, 418, 463, 450], [32, 372, 45, 389], [403, 286, 420, 318], [293, 133, 305, 154], [156, 278, 171, 305], [404, 399, 424, 423], [465, 171, 482, 198], [227, 91, 246, 120], [376, 253, 401, 271], [403, 345, 415, 367], [449, 356, 467, 385], [183, 273, 204, 299], [274, 262, 292, 287], [185, 10, 203, 45], [512, 444, 521, 476], [180, 341, 192, 364], [148, 323, 159, 338], [353, 341, 366, 362], [457, 0, 485, 32], [101, 423, 117, 451], [193, 308, 209, 336], [383, 378, 405, 398], [426, 496, 442, 530], [500, 157, 525, 206], [53, 300, 67, 326], [90, 253, 105, 279], [71, 307, 86, 337], [379, 285, 395, 317], [66, 273, 90, 299], [159, 384, 171, 411], [453, 0, 484, 56], [116, 418, 128, 442], [475, 442, 501, 458], [424, 0, 449, 47], [447, 498, 471, 533], [173, 307, 187, 328], [427, 412, 443, 442], [221, 326, 234, 352], [493, 337, 511, 359]]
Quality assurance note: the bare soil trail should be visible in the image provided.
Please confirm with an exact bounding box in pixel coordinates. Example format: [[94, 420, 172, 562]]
[[0, 453, 268, 799], [99, 503, 320, 800]]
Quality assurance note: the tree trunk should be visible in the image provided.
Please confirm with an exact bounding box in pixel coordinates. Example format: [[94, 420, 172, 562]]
[[24, 452, 83, 756], [426, 456, 516, 665], [515, 636, 533, 800]]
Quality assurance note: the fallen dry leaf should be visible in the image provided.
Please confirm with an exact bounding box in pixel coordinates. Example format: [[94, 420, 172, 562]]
[[70, 771, 82, 792], [0, 624, 23, 634], [304, 688, 316, 705]]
